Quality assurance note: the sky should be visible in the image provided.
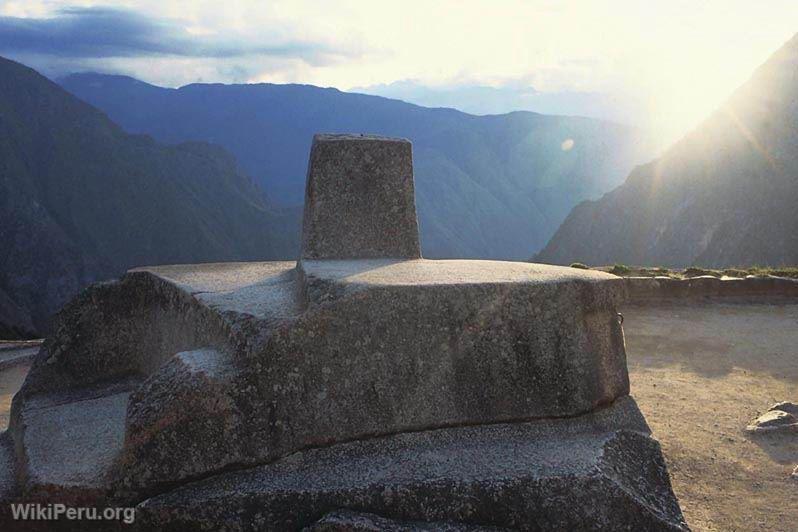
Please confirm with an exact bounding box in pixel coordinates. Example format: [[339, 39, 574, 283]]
[[1, 1, 797, 143]]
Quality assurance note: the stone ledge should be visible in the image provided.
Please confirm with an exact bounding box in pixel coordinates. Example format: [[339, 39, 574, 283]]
[[136, 396, 686, 531]]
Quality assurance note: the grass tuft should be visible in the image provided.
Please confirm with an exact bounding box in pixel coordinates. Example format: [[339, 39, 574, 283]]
[[609, 264, 631, 276]]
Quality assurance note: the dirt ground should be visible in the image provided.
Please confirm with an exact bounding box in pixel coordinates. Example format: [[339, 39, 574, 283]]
[[624, 301, 798, 532], [0, 363, 29, 430], [0, 302, 795, 530]]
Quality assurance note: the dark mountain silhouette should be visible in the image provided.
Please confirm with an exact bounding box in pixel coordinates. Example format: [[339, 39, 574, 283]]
[[0, 56, 298, 336], [59, 73, 650, 260], [537, 34, 798, 268]]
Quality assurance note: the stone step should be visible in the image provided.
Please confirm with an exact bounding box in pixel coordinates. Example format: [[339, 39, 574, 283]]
[[137, 397, 687, 531], [11, 384, 132, 503]]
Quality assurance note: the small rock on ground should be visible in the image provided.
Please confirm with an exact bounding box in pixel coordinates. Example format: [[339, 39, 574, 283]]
[[746, 402, 798, 434]]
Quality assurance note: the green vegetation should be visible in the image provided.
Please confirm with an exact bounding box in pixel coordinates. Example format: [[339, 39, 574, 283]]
[[609, 264, 631, 276], [569, 262, 589, 269], [722, 268, 749, 278], [683, 267, 719, 278]]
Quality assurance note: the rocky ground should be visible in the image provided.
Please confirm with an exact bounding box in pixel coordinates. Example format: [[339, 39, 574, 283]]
[[624, 301, 798, 532], [0, 302, 795, 530]]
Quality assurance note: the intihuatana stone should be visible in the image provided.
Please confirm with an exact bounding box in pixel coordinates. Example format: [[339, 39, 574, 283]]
[[0, 133, 686, 531], [32, 257, 628, 494]]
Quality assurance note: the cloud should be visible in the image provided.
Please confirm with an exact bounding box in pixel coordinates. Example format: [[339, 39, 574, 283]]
[[1, 0, 795, 143], [0, 6, 349, 64]]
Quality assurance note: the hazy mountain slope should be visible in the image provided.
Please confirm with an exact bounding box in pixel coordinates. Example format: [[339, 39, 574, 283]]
[[537, 34, 798, 268], [0, 57, 298, 334], [352, 80, 642, 125], [60, 74, 650, 259], [0, 286, 35, 339]]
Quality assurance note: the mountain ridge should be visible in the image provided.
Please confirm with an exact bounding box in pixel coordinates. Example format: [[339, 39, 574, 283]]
[[0, 56, 298, 335], [59, 72, 653, 260], [537, 34, 798, 268], [351, 79, 642, 125]]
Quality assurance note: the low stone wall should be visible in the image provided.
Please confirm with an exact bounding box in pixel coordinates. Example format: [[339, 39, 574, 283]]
[[0, 340, 41, 371], [624, 275, 798, 303]]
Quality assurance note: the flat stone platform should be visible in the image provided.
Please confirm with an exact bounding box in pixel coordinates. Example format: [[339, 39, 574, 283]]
[[132, 261, 302, 325], [131, 261, 297, 294], [5, 258, 633, 498], [300, 259, 618, 287]]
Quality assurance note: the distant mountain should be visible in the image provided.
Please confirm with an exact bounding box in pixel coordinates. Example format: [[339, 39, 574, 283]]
[[0, 56, 298, 335], [352, 80, 644, 125], [59, 74, 652, 260], [537, 34, 798, 268], [0, 286, 34, 339]]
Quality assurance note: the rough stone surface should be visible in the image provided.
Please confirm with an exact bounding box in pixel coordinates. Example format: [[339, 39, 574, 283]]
[[0, 431, 16, 501], [768, 401, 798, 416], [114, 348, 245, 491], [137, 397, 687, 531], [301, 134, 421, 260], [304, 510, 506, 531]]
